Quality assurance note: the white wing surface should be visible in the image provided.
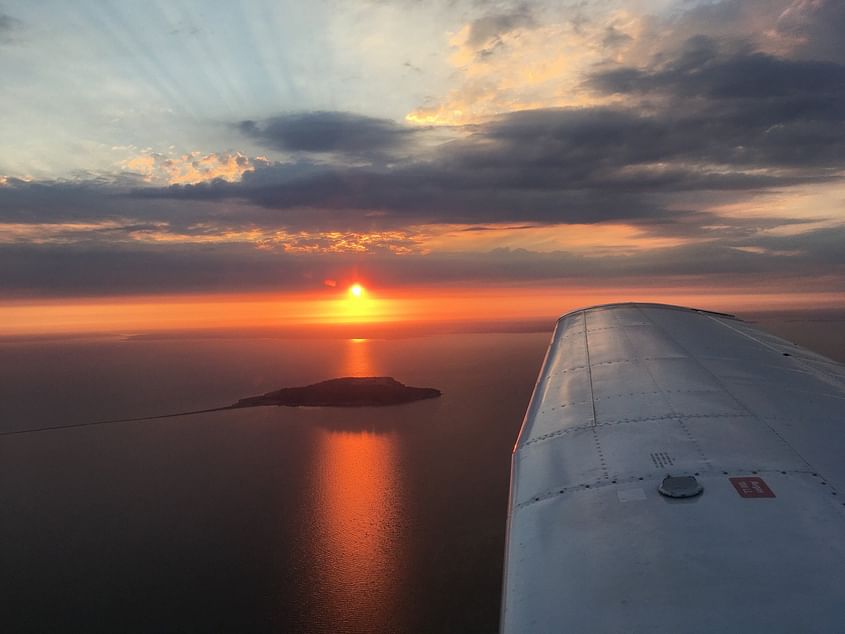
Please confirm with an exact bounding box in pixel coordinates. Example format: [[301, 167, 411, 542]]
[[502, 303, 845, 633]]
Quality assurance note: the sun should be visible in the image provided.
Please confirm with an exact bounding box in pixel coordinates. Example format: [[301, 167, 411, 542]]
[[349, 283, 364, 298]]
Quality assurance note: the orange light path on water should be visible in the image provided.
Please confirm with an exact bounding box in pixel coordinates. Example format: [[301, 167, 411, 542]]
[[306, 338, 405, 630], [342, 337, 375, 376], [309, 427, 402, 629], [0, 285, 843, 336]]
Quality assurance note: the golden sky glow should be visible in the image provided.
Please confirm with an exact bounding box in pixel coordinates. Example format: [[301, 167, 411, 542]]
[[2, 285, 843, 337]]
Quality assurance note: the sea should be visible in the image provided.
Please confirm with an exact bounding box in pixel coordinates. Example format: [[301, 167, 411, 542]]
[[1, 309, 843, 633]]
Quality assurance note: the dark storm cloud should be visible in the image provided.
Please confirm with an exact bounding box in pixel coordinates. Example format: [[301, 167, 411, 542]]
[[131, 160, 738, 229], [602, 25, 632, 50], [0, 243, 309, 296], [0, 176, 234, 232], [466, 6, 535, 48], [238, 112, 417, 158], [587, 39, 845, 169], [3, 224, 844, 297], [591, 38, 845, 101], [0, 178, 126, 222], [627, 0, 845, 66], [137, 100, 837, 230], [459, 106, 833, 173], [0, 11, 21, 40], [774, 0, 845, 63], [340, 224, 845, 289], [2, 92, 836, 237]]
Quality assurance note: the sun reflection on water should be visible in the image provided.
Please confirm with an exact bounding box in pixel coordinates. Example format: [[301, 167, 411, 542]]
[[342, 338, 376, 377], [303, 334, 407, 630], [309, 427, 405, 630]]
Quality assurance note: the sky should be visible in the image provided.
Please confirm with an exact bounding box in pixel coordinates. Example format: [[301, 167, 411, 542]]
[[1, 0, 844, 332]]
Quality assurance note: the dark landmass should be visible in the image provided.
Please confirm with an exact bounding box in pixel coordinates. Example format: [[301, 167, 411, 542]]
[[0, 377, 441, 437], [234, 376, 442, 408]]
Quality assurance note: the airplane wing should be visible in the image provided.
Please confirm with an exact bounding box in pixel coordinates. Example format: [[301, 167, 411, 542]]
[[502, 303, 845, 633]]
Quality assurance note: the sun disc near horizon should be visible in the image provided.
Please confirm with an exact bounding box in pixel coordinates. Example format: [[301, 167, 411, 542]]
[[349, 283, 364, 298]]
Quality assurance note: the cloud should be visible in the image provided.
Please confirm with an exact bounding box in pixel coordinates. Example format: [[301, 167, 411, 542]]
[[404, 4, 618, 125], [238, 112, 417, 159], [602, 25, 632, 50], [134, 101, 839, 235], [5, 77, 843, 240], [465, 7, 536, 50], [404, 0, 845, 126], [774, 0, 845, 62], [259, 230, 424, 255], [2, 223, 843, 297], [590, 36, 845, 102], [122, 151, 261, 185], [0, 11, 21, 44], [587, 38, 845, 170]]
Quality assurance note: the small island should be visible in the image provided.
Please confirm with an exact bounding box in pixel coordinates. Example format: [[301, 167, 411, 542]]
[[233, 376, 441, 408], [0, 377, 443, 436]]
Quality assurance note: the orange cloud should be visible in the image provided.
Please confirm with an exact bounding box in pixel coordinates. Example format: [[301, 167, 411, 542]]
[[702, 180, 845, 242], [0, 219, 698, 256], [0, 221, 129, 244], [122, 150, 262, 185], [417, 223, 692, 254], [406, 11, 640, 125], [0, 221, 269, 246], [128, 224, 267, 245], [258, 230, 426, 255]]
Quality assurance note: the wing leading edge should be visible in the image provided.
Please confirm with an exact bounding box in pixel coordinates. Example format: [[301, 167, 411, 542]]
[[502, 303, 845, 633]]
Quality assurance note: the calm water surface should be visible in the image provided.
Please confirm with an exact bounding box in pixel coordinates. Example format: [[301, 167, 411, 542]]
[[0, 331, 549, 633], [1, 312, 842, 633]]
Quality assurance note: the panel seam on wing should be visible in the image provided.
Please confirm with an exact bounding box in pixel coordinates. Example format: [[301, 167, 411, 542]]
[[640, 308, 818, 475], [513, 468, 821, 511], [537, 388, 726, 416], [582, 311, 608, 482], [585, 325, 651, 334], [546, 355, 690, 376], [521, 412, 753, 448], [619, 309, 712, 469]]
